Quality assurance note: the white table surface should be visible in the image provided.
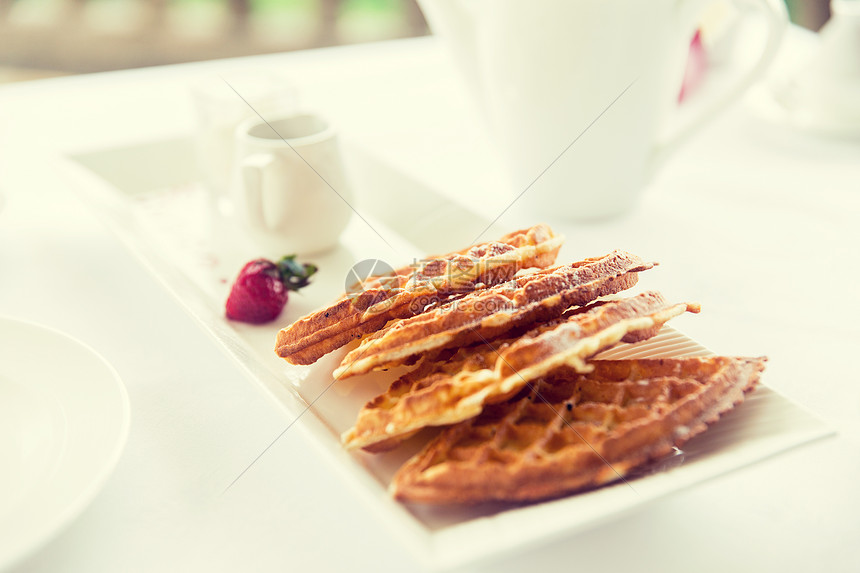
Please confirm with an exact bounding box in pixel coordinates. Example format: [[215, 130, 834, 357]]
[[1, 27, 859, 573]]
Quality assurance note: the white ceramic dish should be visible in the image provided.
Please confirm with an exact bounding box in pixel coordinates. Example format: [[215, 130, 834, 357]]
[[0, 318, 130, 571], [60, 137, 833, 571]]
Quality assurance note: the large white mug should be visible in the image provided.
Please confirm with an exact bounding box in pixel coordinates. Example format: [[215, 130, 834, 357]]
[[232, 113, 353, 256], [418, 0, 788, 220]]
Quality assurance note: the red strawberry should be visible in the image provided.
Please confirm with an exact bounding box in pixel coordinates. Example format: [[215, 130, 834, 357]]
[[225, 255, 317, 324]]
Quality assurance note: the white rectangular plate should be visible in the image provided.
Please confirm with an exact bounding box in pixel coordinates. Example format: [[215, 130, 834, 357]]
[[61, 137, 834, 571]]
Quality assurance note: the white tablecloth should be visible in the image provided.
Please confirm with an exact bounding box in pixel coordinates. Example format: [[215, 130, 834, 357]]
[[1, 28, 858, 573]]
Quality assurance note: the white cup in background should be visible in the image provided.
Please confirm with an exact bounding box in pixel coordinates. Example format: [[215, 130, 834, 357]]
[[418, 0, 788, 220], [231, 113, 354, 256], [191, 71, 298, 204]]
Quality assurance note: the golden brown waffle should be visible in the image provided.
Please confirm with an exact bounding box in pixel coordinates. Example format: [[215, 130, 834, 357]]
[[390, 356, 766, 504], [275, 224, 563, 365], [333, 250, 655, 379], [342, 292, 697, 451]]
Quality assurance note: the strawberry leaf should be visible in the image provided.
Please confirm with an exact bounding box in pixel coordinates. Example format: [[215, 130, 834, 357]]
[[277, 255, 318, 291]]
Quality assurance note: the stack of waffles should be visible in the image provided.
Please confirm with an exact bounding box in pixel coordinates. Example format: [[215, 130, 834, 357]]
[[275, 224, 766, 505]]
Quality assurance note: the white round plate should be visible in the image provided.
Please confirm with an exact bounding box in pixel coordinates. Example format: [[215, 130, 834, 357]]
[[0, 318, 130, 570]]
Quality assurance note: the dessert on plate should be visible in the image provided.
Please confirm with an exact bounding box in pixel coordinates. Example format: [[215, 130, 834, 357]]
[[274, 224, 766, 505]]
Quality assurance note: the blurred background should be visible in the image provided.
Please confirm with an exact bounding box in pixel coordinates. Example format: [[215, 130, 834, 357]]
[[0, 0, 835, 83]]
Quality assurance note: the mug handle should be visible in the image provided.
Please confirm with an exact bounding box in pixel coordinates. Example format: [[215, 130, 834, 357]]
[[651, 0, 788, 169], [241, 153, 276, 231]]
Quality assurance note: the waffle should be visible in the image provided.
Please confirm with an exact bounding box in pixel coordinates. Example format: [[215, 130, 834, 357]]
[[275, 224, 563, 365], [391, 356, 766, 504], [334, 250, 654, 379], [342, 292, 698, 451]]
